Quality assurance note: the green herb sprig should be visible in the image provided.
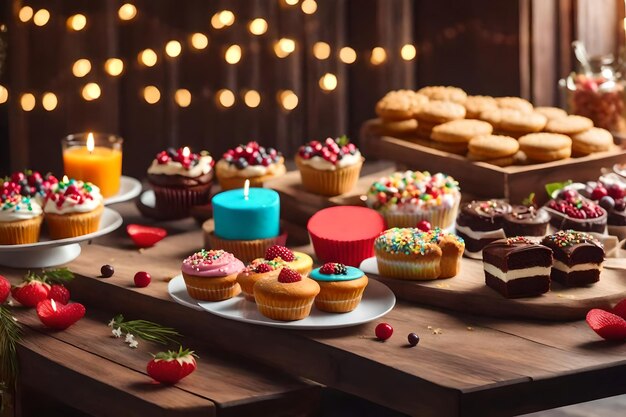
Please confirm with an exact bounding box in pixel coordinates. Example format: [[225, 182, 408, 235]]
[[109, 314, 181, 346]]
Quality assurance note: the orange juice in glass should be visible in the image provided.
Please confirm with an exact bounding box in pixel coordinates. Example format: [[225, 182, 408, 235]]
[[62, 133, 123, 198]]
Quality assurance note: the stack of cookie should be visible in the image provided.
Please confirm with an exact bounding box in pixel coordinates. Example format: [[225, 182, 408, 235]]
[[374, 90, 428, 138]]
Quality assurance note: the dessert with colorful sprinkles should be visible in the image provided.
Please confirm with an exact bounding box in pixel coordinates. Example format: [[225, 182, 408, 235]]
[[310, 263, 369, 313], [455, 199, 512, 259], [0, 194, 43, 244], [420, 228, 465, 278], [374, 228, 442, 280], [544, 189, 607, 233], [3, 170, 58, 204], [215, 141, 286, 191], [257, 245, 313, 276], [236, 258, 286, 302], [483, 237, 553, 298], [295, 136, 364, 196], [541, 230, 604, 287], [181, 249, 245, 301], [43, 178, 104, 239], [366, 170, 461, 229]]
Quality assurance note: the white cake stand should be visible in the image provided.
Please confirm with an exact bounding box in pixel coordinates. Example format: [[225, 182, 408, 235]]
[[104, 176, 142, 205], [0, 207, 123, 268]]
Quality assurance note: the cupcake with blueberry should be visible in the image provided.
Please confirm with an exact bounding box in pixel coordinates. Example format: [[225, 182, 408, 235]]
[[295, 136, 364, 196], [366, 171, 461, 229], [216, 141, 286, 191], [43, 177, 104, 239], [310, 263, 368, 313], [147, 147, 214, 218], [236, 258, 286, 302], [0, 193, 43, 245]]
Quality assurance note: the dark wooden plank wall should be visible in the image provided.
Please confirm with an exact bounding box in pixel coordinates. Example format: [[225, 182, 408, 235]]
[[1, 0, 624, 177]]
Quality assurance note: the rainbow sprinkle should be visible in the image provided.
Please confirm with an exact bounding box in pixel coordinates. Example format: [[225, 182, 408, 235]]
[[543, 230, 599, 247]]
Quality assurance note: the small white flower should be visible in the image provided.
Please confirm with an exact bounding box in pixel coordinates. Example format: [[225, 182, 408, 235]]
[[7, 300, 13, 307], [108, 319, 115, 327], [128, 339, 138, 349], [125, 333, 136, 344], [111, 328, 122, 338]]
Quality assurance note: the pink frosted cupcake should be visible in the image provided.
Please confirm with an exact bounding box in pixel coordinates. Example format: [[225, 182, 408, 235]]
[[181, 249, 245, 301]]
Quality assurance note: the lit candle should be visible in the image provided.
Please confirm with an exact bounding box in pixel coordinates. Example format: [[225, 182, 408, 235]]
[[62, 132, 123, 198], [212, 179, 280, 240]]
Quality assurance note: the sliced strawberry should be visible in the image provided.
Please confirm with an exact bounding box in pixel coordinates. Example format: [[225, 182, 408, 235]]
[[586, 309, 626, 341], [0, 275, 10, 304], [49, 284, 70, 305], [126, 224, 167, 248], [612, 299, 626, 320], [36, 299, 85, 330], [147, 347, 197, 384], [11, 280, 50, 307]]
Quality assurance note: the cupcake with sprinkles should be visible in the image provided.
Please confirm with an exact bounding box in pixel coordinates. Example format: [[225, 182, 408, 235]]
[[420, 228, 465, 278], [236, 258, 286, 302], [366, 171, 461, 229], [374, 228, 442, 280], [3, 170, 58, 205], [310, 263, 369, 313], [0, 194, 43, 244], [295, 136, 364, 196], [43, 177, 103, 239], [216, 141, 286, 191], [181, 249, 245, 301]]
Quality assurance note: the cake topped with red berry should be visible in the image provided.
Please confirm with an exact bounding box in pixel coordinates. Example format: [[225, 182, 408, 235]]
[[310, 262, 365, 282], [215, 141, 286, 190], [2, 170, 58, 204], [297, 136, 362, 170], [255, 245, 314, 276], [43, 177, 103, 215], [588, 175, 626, 238], [545, 189, 607, 233], [148, 147, 214, 179], [244, 258, 286, 274], [0, 194, 43, 222]]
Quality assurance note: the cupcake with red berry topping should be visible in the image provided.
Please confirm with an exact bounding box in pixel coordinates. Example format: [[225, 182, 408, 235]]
[[181, 249, 245, 301], [43, 177, 104, 239], [310, 263, 368, 313], [216, 141, 286, 191], [4, 170, 58, 205], [366, 171, 461, 229], [256, 245, 313, 276], [147, 147, 214, 218], [0, 194, 43, 244], [236, 258, 286, 302], [295, 136, 364, 196]]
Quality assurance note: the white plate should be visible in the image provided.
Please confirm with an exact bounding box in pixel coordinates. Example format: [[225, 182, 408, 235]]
[[168, 275, 396, 329], [104, 176, 142, 205]]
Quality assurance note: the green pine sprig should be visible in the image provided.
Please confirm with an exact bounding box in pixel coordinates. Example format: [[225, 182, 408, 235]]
[[24, 267, 74, 284], [0, 305, 21, 388], [109, 314, 181, 345]]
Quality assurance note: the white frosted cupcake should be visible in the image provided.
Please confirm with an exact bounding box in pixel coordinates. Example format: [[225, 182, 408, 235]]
[[216, 141, 286, 191], [0, 194, 43, 244]]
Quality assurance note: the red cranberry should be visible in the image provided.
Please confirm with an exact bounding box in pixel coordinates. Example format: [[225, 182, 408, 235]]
[[375, 323, 393, 341], [615, 199, 626, 211], [416, 220, 431, 232], [134, 271, 151, 288], [558, 189, 578, 201], [607, 184, 625, 200], [11, 172, 25, 183], [590, 186, 608, 201]]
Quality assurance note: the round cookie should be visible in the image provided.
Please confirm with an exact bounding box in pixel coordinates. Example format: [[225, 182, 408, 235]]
[[571, 127, 614, 155], [544, 115, 593, 135], [466, 152, 516, 167], [495, 97, 534, 113], [518, 133, 572, 162], [426, 140, 469, 155], [431, 119, 493, 143], [376, 119, 418, 137], [498, 110, 547, 133], [375, 90, 428, 121], [464, 95, 498, 119], [417, 86, 467, 104], [416, 100, 466, 124], [468, 134, 519, 159], [534, 106, 567, 121]]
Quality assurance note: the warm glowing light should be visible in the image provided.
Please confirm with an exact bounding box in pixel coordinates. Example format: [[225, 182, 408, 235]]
[[339, 46, 357, 64], [175, 89, 191, 107], [104, 58, 124, 76], [86, 133, 95, 152], [313, 42, 331, 60], [225, 45, 242, 64], [319, 73, 337, 91], [33, 9, 50, 26], [165, 40, 182, 58], [138, 49, 157, 67], [18, 6, 34, 22], [62, 175, 69, 183], [243, 90, 261, 108], [118, 3, 137, 21], [190, 33, 209, 49], [284, 0, 299, 5], [274, 38, 296, 58], [67, 14, 87, 31], [212, 10, 235, 29], [143, 86, 160, 104], [216, 89, 235, 108], [20, 93, 35, 111], [42, 92, 58, 111], [400, 44, 417, 61], [370, 47, 387, 65], [182, 147, 190, 158], [72, 59, 91, 77], [248, 18, 268, 35], [279, 90, 298, 111], [0, 86, 8, 104], [301, 0, 317, 14], [82, 83, 101, 101]]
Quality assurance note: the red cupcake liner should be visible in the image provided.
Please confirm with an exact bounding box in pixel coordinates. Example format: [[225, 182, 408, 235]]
[[151, 183, 211, 218], [308, 232, 376, 267]]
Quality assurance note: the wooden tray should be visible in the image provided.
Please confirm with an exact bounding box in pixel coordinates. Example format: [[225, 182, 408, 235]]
[[360, 119, 626, 205], [360, 257, 626, 321]]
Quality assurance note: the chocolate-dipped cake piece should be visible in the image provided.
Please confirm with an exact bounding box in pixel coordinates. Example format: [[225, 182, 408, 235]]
[[483, 237, 553, 298], [544, 189, 607, 233], [541, 230, 604, 287], [503, 205, 550, 237], [455, 200, 512, 259]]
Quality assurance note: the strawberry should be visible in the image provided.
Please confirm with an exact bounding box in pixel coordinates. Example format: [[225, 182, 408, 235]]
[[265, 245, 295, 262], [126, 224, 167, 248], [612, 299, 626, 320], [49, 284, 70, 305], [36, 299, 85, 330], [0, 275, 10, 304], [254, 263, 272, 273], [11, 280, 51, 307], [147, 347, 197, 384], [319, 263, 347, 275], [277, 268, 301, 283], [586, 309, 626, 341]]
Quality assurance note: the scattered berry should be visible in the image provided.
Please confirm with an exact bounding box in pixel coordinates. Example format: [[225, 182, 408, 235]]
[[590, 185, 608, 201], [36, 299, 85, 330], [615, 199, 626, 212], [599, 196, 616, 211], [0, 275, 10, 304], [11, 280, 51, 307], [607, 184, 625, 200], [134, 271, 151, 288], [147, 347, 197, 385], [416, 220, 432, 232], [586, 308, 626, 341], [407, 333, 420, 347], [100, 265, 115, 278], [375, 323, 393, 341], [277, 268, 301, 283], [265, 245, 295, 262], [127, 224, 167, 248], [49, 284, 70, 305]]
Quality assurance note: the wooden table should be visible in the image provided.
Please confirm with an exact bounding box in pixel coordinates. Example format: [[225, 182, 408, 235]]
[[6, 200, 626, 417]]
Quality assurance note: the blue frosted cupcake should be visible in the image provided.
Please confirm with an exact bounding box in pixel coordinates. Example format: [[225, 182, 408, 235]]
[[310, 263, 368, 313]]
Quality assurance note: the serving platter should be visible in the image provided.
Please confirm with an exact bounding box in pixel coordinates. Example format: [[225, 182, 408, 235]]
[[103, 176, 142, 205]]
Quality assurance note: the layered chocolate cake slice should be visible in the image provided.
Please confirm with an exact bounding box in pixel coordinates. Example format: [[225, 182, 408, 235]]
[[455, 200, 512, 259], [541, 230, 604, 287], [483, 237, 553, 298]]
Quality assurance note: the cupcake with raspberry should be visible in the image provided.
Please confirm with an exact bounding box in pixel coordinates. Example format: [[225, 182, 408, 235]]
[[257, 245, 313, 276], [366, 171, 461, 229], [236, 258, 286, 302], [147, 147, 214, 218], [253, 267, 320, 321], [0, 194, 43, 244], [3, 170, 58, 205], [181, 249, 245, 301], [215, 141, 286, 191], [43, 178, 104, 239], [310, 263, 368, 313], [295, 136, 364, 196]]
